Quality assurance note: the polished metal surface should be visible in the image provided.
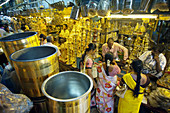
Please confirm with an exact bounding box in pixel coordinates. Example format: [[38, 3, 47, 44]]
[[151, 0, 169, 13], [42, 71, 93, 113], [0, 32, 39, 66], [70, 6, 80, 20], [98, 0, 110, 16], [88, 0, 98, 16], [81, 4, 88, 17], [10, 46, 59, 97], [123, 0, 133, 9], [110, 0, 120, 13], [51, 1, 65, 11], [31, 97, 48, 113], [138, 0, 153, 12], [122, 0, 134, 14]]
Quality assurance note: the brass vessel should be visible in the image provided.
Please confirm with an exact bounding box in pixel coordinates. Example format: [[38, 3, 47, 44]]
[[10, 46, 59, 97], [42, 71, 93, 113], [0, 32, 39, 66]]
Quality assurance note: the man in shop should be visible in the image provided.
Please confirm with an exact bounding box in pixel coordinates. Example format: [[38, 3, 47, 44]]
[[59, 24, 69, 44], [139, 45, 167, 80], [62, 24, 69, 36], [102, 38, 128, 61], [43, 36, 61, 56]]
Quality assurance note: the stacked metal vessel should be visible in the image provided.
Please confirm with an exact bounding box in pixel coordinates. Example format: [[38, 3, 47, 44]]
[[0, 32, 93, 113]]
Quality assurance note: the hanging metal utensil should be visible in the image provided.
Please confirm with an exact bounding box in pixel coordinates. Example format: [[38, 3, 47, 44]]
[[122, 0, 134, 14], [70, 6, 80, 20], [81, 4, 88, 17], [98, 0, 110, 16], [138, 0, 154, 13], [88, 0, 98, 17], [47, 0, 65, 10], [110, 0, 120, 13], [151, 0, 169, 13], [80, 0, 89, 17]]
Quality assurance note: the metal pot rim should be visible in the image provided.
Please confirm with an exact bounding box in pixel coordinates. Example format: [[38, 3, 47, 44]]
[[9, 46, 58, 62], [41, 71, 93, 102], [0, 32, 37, 42]]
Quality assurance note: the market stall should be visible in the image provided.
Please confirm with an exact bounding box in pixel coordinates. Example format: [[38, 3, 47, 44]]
[[0, 0, 169, 113]]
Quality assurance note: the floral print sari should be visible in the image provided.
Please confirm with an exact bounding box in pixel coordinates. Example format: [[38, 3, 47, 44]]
[[96, 64, 120, 113]]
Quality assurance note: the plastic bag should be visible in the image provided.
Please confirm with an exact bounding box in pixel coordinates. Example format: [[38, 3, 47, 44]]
[[1, 69, 21, 93], [0, 83, 33, 113]]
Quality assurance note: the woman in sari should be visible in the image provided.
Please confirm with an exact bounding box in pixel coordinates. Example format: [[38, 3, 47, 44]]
[[118, 59, 150, 113], [96, 52, 121, 113], [80, 43, 97, 108]]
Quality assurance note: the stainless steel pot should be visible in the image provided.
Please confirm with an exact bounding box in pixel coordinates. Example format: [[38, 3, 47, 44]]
[[88, 0, 98, 16], [110, 0, 120, 13], [98, 0, 110, 16], [122, 0, 134, 14], [123, 0, 133, 9], [41, 71, 93, 113], [0, 32, 39, 66], [81, 4, 88, 17], [70, 6, 80, 20], [57, 1, 65, 11], [10, 46, 59, 97]]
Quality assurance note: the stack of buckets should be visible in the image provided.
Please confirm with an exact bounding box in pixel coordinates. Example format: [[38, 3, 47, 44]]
[[0, 32, 59, 113], [0, 32, 93, 113]]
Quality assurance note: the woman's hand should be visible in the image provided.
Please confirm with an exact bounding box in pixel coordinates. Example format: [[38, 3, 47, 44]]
[[93, 81, 97, 89], [154, 54, 159, 62], [94, 62, 99, 65]]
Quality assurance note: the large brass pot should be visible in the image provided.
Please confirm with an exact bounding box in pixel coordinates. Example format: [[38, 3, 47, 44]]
[[41, 71, 93, 113], [0, 32, 39, 66], [10, 46, 59, 97]]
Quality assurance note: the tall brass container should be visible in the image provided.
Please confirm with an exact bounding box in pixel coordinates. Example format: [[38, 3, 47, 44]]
[[0, 32, 39, 66], [41, 71, 93, 113], [10, 46, 59, 97]]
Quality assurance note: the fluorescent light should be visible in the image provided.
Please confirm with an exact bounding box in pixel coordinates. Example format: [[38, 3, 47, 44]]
[[64, 17, 83, 19], [64, 14, 158, 19], [107, 14, 158, 19], [64, 16, 70, 19]]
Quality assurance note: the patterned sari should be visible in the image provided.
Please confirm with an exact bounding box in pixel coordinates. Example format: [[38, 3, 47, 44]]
[[96, 64, 120, 113], [118, 73, 145, 113], [82, 56, 96, 108]]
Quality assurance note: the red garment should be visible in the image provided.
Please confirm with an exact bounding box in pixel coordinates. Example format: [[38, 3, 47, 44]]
[[96, 64, 121, 113]]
